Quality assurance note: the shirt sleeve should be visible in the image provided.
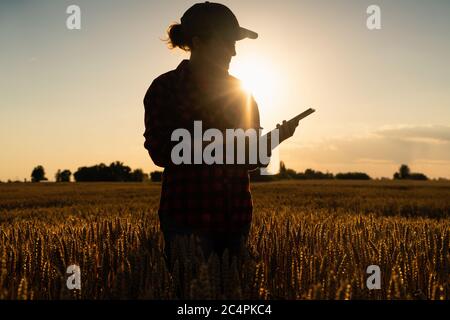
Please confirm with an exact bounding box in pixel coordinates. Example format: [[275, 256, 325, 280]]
[[143, 77, 177, 168]]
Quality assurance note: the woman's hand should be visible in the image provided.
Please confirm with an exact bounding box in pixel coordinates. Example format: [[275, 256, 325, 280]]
[[276, 119, 300, 143]]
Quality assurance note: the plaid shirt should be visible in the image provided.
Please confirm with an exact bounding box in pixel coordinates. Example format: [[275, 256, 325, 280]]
[[143, 59, 267, 235]]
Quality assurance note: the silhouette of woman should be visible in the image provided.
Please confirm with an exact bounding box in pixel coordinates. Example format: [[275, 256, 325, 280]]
[[143, 2, 298, 283]]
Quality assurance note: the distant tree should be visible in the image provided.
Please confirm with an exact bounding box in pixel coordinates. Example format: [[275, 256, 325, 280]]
[[150, 171, 163, 182], [74, 163, 109, 182], [279, 161, 288, 178], [276, 161, 298, 179], [296, 168, 334, 180], [129, 169, 148, 182], [285, 168, 297, 178], [62, 170, 71, 182], [74, 162, 134, 182], [399, 164, 411, 179], [393, 164, 428, 181], [31, 165, 48, 182], [409, 173, 428, 181], [335, 172, 371, 180], [109, 161, 131, 182], [55, 169, 61, 182], [55, 169, 72, 182]]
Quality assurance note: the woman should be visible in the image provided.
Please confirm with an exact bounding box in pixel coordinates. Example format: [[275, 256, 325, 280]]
[[143, 2, 298, 272]]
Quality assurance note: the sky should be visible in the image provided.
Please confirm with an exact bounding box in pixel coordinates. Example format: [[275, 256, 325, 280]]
[[1, 0, 449, 181]]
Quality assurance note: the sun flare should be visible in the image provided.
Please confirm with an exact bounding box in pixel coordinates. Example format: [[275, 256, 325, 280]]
[[229, 57, 282, 115], [229, 56, 283, 175]]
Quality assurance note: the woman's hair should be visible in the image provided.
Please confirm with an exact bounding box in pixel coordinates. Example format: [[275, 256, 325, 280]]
[[165, 23, 191, 51], [164, 23, 212, 52]]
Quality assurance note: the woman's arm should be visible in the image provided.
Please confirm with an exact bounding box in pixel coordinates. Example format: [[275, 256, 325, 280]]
[[143, 78, 177, 168]]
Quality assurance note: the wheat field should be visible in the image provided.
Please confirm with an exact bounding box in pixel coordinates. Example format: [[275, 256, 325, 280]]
[[0, 180, 449, 300]]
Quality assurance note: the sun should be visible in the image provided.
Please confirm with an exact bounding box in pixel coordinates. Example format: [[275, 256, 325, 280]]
[[229, 56, 282, 115]]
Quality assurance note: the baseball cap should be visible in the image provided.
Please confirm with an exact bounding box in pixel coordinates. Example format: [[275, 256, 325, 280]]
[[180, 1, 258, 41]]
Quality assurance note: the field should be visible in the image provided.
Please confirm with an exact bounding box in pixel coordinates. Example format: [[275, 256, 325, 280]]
[[0, 180, 449, 300]]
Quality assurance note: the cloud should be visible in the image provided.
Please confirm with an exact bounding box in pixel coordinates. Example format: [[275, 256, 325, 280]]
[[374, 124, 450, 144], [281, 124, 450, 178], [353, 158, 396, 165]]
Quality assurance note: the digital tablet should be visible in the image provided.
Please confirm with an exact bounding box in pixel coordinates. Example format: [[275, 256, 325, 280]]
[[287, 108, 315, 125]]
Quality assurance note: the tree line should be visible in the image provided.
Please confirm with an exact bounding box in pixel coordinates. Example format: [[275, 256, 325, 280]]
[[24, 162, 149, 183], [248, 162, 429, 182], [0, 162, 443, 183], [148, 162, 434, 182]]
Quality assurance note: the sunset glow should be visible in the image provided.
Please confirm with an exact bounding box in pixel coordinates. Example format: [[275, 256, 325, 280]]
[[229, 56, 283, 120], [1, 0, 450, 181]]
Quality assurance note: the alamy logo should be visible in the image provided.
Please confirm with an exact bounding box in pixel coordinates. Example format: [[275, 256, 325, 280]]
[[366, 5, 381, 30], [170, 121, 279, 168], [66, 264, 81, 290], [66, 5, 81, 30], [366, 265, 381, 290]]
